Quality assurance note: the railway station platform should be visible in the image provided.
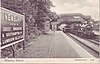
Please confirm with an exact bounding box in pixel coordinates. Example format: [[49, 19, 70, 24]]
[[16, 31, 95, 58]]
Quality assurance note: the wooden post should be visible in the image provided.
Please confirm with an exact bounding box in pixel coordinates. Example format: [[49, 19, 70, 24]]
[[23, 41, 25, 50], [11, 45, 15, 57]]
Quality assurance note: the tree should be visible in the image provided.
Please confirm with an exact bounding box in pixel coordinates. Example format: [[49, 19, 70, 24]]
[[1, 0, 57, 39]]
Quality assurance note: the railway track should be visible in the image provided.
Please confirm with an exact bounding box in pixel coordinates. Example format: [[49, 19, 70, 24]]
[[87, 39, 99, 45], [66, 33, 99, 58]]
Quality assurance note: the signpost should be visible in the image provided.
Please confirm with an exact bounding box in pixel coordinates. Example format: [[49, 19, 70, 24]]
[[0, 7, 25, 57]]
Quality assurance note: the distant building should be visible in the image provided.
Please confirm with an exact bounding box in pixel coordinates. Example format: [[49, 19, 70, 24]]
[[59, 13, 92, 24]]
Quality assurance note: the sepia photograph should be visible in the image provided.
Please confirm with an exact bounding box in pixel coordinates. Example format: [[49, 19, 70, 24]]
[[0, 0, 100, 64]]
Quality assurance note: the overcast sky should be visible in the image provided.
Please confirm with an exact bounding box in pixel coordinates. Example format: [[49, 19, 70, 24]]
[[50, 0, 99, 21]]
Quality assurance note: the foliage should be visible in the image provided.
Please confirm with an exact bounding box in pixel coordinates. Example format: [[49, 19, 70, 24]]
[[1, 0, 57, 42], [1, 0, 58, 57]]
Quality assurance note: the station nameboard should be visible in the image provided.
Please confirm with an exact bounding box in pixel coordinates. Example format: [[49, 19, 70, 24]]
[[0, 7, 25, 49]]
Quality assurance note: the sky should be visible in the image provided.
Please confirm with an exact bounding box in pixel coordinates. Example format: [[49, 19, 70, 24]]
[[50, 0, 99, 21]]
